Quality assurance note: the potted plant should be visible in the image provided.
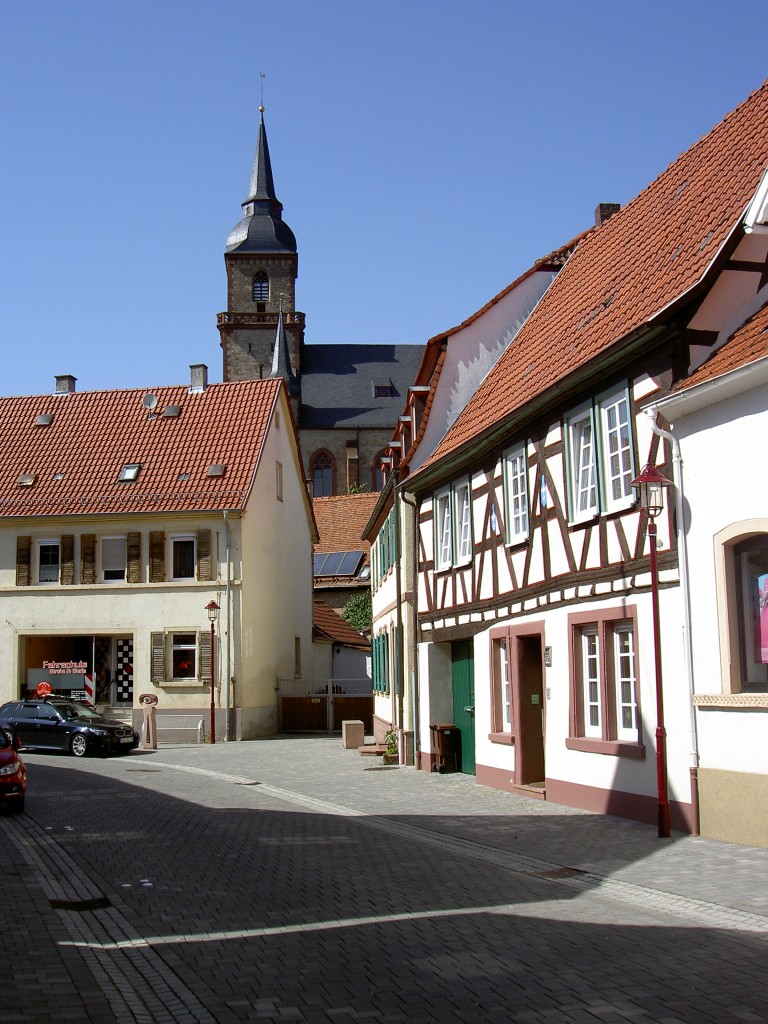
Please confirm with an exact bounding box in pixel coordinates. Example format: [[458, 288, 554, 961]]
[[382, 729, 399, 766]]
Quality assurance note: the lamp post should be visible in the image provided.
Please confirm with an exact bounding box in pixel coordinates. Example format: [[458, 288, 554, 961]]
[[631, 463, 673, 838], [206, 600, 220, 745]]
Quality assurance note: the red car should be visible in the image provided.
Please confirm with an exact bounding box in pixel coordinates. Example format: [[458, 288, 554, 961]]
[[0, 726, 26, 813]]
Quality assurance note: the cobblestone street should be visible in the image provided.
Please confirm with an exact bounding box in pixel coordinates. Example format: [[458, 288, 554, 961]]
[[3, 737, 767, 1023]]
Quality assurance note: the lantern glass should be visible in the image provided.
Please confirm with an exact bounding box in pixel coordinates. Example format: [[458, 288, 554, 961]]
[[206, 600, 220, 623]]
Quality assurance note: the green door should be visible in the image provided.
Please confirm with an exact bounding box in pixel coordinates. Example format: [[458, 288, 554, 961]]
[[451, 639, 476, 775]]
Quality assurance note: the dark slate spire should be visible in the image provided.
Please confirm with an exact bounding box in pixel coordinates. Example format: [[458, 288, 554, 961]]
[[225, 107, 297, 254], [271, 304, 299, 395]]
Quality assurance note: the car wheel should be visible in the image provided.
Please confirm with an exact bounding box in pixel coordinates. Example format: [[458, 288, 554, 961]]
[[70, 734, 88, 758]]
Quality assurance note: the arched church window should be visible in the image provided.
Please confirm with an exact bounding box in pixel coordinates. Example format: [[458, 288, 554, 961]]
[[252, 271, 269, 302], [311, 451, 335, 497]]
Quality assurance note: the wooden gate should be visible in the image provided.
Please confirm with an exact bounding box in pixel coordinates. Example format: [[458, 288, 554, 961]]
[[278, 678, 373, 734]]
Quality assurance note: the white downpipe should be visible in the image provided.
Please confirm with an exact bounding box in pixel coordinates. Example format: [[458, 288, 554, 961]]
[[644, 408, 699, 772], [223, 510, 232, 742]]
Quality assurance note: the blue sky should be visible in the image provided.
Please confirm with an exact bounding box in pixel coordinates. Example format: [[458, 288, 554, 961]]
[[1, 1, 766, 396]]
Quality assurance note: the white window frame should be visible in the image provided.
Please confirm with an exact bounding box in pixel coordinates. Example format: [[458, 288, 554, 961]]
[[566, 404, 598, 524], [37, 538, 60, 584], [581, 627, 602, 738], [171, 535, 196, 581], [504, 444, 529, 544], [101, 536, 127, 583], [499, 638, 512, 731], [597, 387, 635, 514], [434, 487, 453, 571], [614, 624, 638, 740], [453, 478, 472, 565], [170, 632, 197, 680]]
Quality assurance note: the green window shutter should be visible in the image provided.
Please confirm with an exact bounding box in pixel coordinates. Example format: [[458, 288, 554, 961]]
[[196, 529, 212, 581], [384, 632, 390, 694], [16, 536, 31, 587], [393, 625, 401, 696], [80, 535, 96, 585], [127, 532, 141, 583], [199, 630, 212, 683], [149, 531, 165, 583], [150, 632, 165, 682]]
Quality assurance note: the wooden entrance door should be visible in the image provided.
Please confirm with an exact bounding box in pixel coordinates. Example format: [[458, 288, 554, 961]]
[[514, 634, 545, 787]]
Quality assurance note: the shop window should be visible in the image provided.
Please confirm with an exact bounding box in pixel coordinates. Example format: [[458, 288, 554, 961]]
[[171, 536, 195, 580], [725, 532, 768, 692], [102, 537, 127, 582], [566, 607, 644, 757]]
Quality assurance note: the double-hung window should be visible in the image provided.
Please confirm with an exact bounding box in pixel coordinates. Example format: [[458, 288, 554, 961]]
[[434, 487, 453, 571], [504, 444, 529, 544], [454, 480, 472, 564], [38, 540, 60, 583], [565, 387, 635, 523], [568, 608, 643, 756], [434, 479, 472, 570]]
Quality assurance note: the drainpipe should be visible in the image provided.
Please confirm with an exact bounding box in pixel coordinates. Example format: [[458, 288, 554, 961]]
[[223, 510, 232, 742], [393, 469, 405, 749], [644, 408, 700, 833], [399, 485, 420, 769]]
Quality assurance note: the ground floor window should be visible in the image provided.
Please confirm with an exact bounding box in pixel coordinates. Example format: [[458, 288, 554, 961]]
[[171, 633, 197, 679], [566, 606, 644, 757], [734, 535, 768, 691]]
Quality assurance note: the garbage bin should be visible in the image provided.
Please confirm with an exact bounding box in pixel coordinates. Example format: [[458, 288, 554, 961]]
[[429, 723, 461, 774]]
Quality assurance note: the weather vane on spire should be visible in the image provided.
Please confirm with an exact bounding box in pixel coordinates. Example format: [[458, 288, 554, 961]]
[[259, 71, 266, 113]]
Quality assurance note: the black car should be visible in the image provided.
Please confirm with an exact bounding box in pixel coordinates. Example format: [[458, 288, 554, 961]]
[[0, 699, 138, 757]]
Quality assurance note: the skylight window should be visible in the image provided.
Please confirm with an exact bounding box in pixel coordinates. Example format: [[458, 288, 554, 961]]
[[17, 473, 36, 487], [163, 405, 181, 418], [207, 464, 226, 477], [52, 472, 65, 482], [35, 413, 53, 427], [118, 463, 141, 482], [178, 472, 191, 482]]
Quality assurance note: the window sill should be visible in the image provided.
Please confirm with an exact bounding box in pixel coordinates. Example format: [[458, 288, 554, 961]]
[[693, 693, 768, 708], [158, 679, 206, 688], [488, 731, 515, 746], [565, 737, 645, 759]]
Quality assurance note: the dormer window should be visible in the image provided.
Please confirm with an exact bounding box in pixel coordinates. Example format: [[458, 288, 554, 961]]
[[252, 271, 269, 302], [118, 463, 141, 482]]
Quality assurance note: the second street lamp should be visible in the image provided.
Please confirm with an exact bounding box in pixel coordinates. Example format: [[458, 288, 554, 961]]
[[631, 463, 673, 838], [206, 600, 220, 745]]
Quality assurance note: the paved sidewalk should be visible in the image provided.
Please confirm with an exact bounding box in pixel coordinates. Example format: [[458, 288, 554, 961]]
[[2, 735, 767, 1024]]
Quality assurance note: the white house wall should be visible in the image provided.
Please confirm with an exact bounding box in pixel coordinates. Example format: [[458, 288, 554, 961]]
[[411, 272, 557, 473]]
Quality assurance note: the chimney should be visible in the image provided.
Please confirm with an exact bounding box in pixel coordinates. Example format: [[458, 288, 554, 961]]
[[595, 203, 620, 227], [189, 364, 208, 393], [54, 374, 77, 394]]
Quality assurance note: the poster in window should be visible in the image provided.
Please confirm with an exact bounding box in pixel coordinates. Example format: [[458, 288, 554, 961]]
[[752, 572, 768, 664]]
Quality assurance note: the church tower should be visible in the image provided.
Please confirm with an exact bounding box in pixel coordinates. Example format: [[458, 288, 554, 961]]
[[218, 106, 303, 388]]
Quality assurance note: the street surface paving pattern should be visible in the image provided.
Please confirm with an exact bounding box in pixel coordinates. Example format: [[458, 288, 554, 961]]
[[2, 736, 767, 1024]]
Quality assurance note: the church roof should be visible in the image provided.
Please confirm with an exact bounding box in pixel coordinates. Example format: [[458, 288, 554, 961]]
[[0, 378, 283, 517], [299, 344, 424, 429], [225, 109, 297, 254]]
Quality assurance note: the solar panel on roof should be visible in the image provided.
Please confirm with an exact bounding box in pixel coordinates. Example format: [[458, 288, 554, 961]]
[[313, 550, 365, 578]]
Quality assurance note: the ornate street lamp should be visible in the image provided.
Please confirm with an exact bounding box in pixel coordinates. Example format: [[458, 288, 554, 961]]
[[631, 463, 673, 837], [206, 600, 220, 745]]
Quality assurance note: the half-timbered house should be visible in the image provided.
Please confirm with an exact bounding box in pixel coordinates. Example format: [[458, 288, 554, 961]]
[[363, 233, 588, 758], [403, 80, 768, 832]]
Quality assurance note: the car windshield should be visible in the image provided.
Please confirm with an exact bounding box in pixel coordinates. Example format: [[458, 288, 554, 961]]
[[55, 703, 103, 722], [0, 729, 10, 748]]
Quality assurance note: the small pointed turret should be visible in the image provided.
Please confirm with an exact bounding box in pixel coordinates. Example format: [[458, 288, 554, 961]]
[[271, 304, 300, 396], [225, 107, 297, 254]]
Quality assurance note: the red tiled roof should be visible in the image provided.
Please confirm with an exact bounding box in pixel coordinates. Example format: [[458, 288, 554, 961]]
[[414, 80, 768, 479], [674, 300, 768, 391], [313, 493, 379, 555], [313, 599, 370, 649], [0, 378, 282, 517]]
